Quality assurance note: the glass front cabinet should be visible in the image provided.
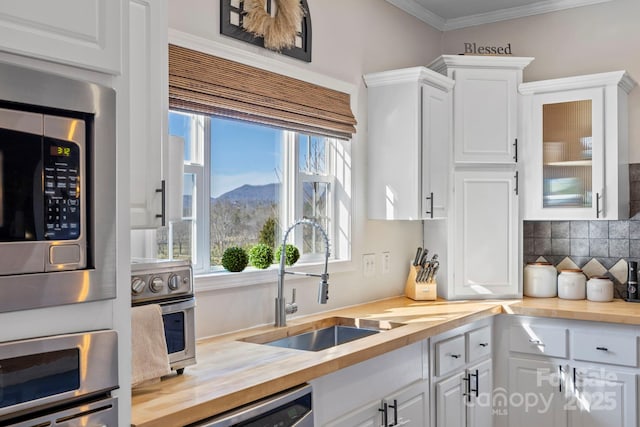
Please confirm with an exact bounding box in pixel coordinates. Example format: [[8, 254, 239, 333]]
[[520, 71, 636, 220]]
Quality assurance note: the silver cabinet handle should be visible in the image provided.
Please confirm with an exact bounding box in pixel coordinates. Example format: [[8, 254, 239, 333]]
[[514, 171, 519, 195], [596, 192, 602, 218]]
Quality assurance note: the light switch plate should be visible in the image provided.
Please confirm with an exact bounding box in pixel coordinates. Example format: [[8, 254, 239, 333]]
[[363, 253, 375, 277], [382, 252, 390, 274]]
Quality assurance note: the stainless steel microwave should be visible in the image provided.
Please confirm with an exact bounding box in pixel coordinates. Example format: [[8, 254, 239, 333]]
[[0, 107, 87, 274], [0, 61, 116, 313]]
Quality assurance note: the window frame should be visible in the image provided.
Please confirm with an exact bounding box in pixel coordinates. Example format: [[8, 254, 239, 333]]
[[167, 111, 350, 280]]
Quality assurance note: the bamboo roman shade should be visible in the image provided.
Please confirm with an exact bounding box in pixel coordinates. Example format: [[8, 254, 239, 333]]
[[168, 44, 357, 139]]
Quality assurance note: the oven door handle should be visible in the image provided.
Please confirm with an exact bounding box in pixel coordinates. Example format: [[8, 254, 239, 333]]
[[158, 297, 195, 313]]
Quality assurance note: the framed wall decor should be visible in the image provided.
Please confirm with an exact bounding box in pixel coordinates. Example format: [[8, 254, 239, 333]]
[[220, 0, 312, 62]]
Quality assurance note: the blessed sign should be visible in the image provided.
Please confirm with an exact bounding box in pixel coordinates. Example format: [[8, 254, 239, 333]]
[[463, 43, 512, 55]]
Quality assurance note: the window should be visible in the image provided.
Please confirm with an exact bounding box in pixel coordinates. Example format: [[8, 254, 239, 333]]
[[159, 110, 351, 274]]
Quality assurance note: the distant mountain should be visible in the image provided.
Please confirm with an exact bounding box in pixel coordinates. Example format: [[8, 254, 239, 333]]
[[214, 183, 280, 204]]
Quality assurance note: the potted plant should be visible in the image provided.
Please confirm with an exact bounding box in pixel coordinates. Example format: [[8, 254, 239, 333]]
[[248, 243, 274, 269], [221, 246, 249, 272], [275, 244, 300, 266]]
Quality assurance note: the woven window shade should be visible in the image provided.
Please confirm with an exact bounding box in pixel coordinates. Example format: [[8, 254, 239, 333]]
[[169, 44, 357, 139]]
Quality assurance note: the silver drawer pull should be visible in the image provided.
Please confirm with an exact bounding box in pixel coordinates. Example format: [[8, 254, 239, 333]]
[[479, 342, 489, 347], [529, 339, 544, 345], [596, 346, 609, 352], [450, 353, 461, 359]]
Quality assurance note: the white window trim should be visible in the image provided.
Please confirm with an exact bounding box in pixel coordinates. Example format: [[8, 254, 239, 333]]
[[168, 30, 357, 290]]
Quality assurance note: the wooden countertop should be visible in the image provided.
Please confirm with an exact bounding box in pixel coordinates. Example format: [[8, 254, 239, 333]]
[[131, 296, 640, 427]]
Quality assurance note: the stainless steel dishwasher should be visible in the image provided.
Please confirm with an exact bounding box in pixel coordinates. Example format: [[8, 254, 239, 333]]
[[190, 384, 313, 426]]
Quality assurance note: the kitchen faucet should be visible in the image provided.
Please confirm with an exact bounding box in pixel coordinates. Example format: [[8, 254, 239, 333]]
[[275, 218, 330, 327]]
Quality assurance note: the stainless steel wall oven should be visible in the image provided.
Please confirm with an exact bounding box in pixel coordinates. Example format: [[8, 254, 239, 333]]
[[0, 330, 119, 426], [0, 61, 116, 313]]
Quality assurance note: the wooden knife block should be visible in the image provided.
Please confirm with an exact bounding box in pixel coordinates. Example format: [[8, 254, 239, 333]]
[[405, 265, 437, 301]]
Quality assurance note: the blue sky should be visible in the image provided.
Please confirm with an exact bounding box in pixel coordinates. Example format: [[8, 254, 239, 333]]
[[169, 113, 283, 198]]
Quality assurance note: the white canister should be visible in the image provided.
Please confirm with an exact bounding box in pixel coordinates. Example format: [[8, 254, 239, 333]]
[[587, 276, 614, 302], [558, 269, 586, 300], [524, 262, 557, 297]]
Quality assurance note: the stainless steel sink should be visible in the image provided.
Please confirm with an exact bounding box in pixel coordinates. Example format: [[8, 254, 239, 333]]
[[241, 317, 405, 352]]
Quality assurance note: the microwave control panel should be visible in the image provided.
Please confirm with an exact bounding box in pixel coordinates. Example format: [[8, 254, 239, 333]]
[[44, 139, 81, 240]]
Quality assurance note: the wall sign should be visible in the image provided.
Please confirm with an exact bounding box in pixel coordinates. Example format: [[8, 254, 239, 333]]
[[220, 0, 312, 62], [463, 42, 513, 55]]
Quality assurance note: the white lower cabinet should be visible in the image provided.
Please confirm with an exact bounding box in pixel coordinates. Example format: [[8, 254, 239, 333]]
[[432, 319, 494, 427], [325, 381, 428, 427], [507, 357, 567, 427], [569, 365, 635, 427], [500, 315, 638, 427], [311, 341, 428, 426], [435, 359, 493, 427]]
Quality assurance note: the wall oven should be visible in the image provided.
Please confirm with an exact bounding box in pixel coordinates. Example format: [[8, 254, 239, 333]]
[[0, 61, 116, 313], [131, 259, 196, 374], [0, 330, 118, 426]]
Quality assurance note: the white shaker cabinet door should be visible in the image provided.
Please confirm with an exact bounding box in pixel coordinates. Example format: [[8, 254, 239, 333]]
[[508, 358, 568, 427], [452, 68, 518, 164], [0, 0, 121, 74], [436, 372, 467, 427], [569, 366, 636, 427], [467, 359, 493, 427], [453, 170, 519, 298], [129, 0, 176, 229]]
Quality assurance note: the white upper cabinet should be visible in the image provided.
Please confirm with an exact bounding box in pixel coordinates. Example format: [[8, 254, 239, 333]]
[[452, 170, 519, 299], [129, 0, 182, 229], [520, 71, 636, 220], [429, 55, 533, 165], [0, 0, 121, 74], [364, 67, 454, 220]]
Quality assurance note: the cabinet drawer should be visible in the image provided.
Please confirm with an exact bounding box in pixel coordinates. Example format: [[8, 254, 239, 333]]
[[572, 331, 637, 367], [509, 323, 567, 358], [467, 326, 491, 362], [436, 335, 466, 377]]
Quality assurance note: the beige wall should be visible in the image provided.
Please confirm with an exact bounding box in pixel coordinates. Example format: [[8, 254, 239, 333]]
[[441, 0, 640, 161], [168, 0, 442, 337]]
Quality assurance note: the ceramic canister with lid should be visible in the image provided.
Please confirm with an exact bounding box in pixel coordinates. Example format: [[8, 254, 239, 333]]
[[558, 269, 586, 300], [587, 276, 614, 302], [524, 262, 557, 297]]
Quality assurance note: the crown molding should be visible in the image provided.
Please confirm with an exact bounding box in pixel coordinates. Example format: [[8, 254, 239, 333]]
[[428, 55, 535, 74], [385, 0, 446, 31], [386, 0, 612, 31], [519, 70, 638, 95], [363, 66, 455, 91]]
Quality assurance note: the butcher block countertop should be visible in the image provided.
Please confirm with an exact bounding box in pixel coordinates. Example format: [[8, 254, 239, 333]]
[[131, 297, 640, 427]]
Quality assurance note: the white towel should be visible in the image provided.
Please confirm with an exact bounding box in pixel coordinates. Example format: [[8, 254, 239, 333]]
[[131, 304, 171, 388]]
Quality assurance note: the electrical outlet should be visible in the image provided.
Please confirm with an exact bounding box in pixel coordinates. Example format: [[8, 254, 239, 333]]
[[363, 253, 375, 277], [382, 252, 391, 274]]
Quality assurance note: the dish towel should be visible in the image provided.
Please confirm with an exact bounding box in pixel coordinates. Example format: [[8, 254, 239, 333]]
[[131, 304, 171, 388]]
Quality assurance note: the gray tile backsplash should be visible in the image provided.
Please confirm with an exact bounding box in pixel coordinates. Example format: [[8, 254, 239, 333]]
[[524, 219, 640, 299]]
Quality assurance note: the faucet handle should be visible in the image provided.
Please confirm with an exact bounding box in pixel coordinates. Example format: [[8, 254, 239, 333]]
[[286, 288, 298, 315]]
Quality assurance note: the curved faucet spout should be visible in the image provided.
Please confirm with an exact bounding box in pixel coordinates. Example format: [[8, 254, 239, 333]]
[[275, 218, 331, 327]]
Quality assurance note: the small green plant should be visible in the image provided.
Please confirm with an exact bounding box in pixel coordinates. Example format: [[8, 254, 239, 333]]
[[275, 244, 300, 266], [221, 246, 249, 272], [249, 243, 274, 269]]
